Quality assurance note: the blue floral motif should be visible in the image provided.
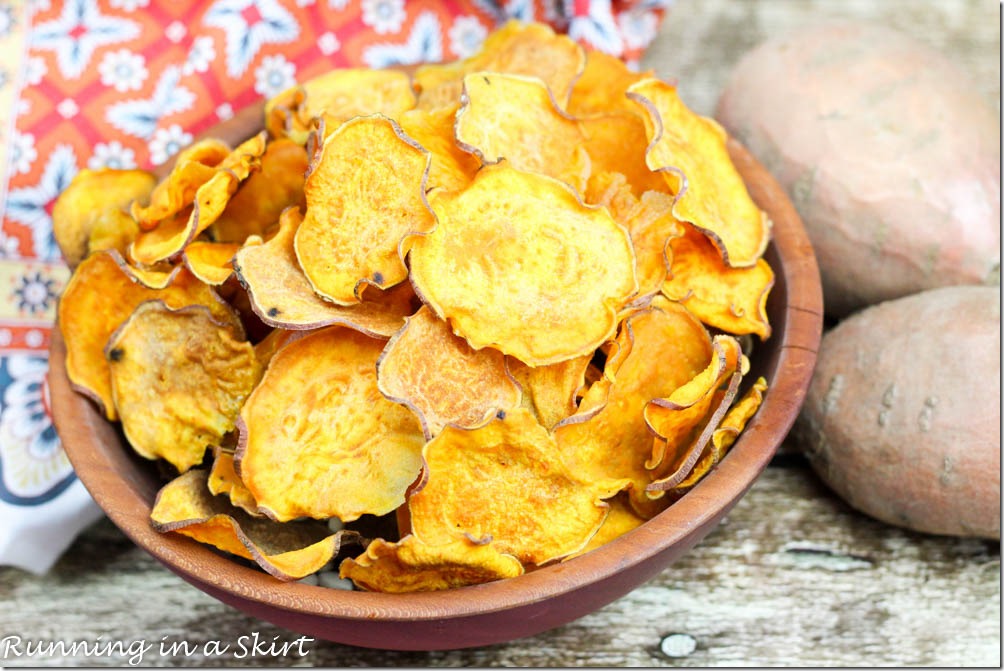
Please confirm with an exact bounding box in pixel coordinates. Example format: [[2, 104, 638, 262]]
[[363, 11, 443, 68], [105, 65, 195, 139], [203, 0, 300, 78], [31, 0, 140, 79], [4, 144, 78, 262], [0, 355, 76, 506]]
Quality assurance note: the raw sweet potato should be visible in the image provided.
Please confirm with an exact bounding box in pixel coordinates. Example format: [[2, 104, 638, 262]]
[[796, 286, 1000, 539], [716, 21, 1000, 317]]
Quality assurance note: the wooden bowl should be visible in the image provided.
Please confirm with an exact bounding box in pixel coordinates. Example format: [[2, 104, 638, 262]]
[[49, 104, 823, 651]]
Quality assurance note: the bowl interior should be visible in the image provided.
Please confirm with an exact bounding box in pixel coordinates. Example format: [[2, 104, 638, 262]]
[[49, 110, 823, 650]]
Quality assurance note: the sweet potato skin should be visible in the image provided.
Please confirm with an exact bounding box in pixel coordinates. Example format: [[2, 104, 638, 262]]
[[796, 286, 1000, 539], [716, 21, 1000, 317]]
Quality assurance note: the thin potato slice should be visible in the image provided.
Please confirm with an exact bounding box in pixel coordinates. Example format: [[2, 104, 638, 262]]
[[52, 168, 156, 267], [398, 104, 479, 193], [579, 111, 666, 196], [565, 493, 645, 559], [106, 301, 261, 473], [506, 354, 591, 430], [210, 138, 308, 243], [340, 534, 523, 593], [568, 50, 651, 117], [377, 306, 521, 438], [663, 225, 774, 339], [266, 68, 416, 144], [456, 73, 590, 194], [553, 297, 713, 515], [130, 138, 231, 229], [58, 250, 242, 421], [409, 407, 617, 566], [644, 335, 745, 484], [295, 115, 433, 305], [86, 207, 141, 260], [236, 326, 425, 522], [235, 207, 415, 335], [407, 163, 637, 366], [184, 240, 240, 286], [208, 447, 261, 517], [628, 78, 771, 268], [151, 470, 358, 580], [414, 20, 584, 111]]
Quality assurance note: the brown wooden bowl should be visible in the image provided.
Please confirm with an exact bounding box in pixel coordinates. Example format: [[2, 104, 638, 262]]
[[48, 105, 823, 651]]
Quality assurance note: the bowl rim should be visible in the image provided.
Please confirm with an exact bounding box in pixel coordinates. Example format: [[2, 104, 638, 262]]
[[49, 109, 823, 628]]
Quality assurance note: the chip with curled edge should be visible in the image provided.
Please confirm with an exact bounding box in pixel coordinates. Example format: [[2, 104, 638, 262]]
[[106, 300, 261, 473], [377, 305, 521, 438], [294, 115, 433, 305], [339, 534, 524, 593], [236, 325, 425, 522], [406, 163, 637, 366], [627, 78, 771, 268], [152, 469, 360, 581]]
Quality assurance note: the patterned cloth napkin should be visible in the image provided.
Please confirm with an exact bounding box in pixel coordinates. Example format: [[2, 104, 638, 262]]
[[0, 0, 671, 574]]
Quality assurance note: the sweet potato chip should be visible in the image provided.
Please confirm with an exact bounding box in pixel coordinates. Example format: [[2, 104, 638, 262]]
[[579, 112, 666, 196], [266, 68, 416, 144], [456, 73, 590, 193], [208, 446, 261, 516], [414, 20, 584, 111], [59, 250, 242, 420], [130, 138, 231, 229], [52, 168, 156, 267], [553, 296, 713, 514], [210, 137, 308, 243], [398, 104, 479, 193], [566, 493, 645, 559], [106, 301, 261, 473], [236, 326, 424, 522], [377, 306, 520, 438], [151, 469, 359, 580], [294, 115, 433, 305], [506, 354, 591, 430], [662, 225, 774, 339], [86, 207, 141, 260], [406, 163, 637, 366], [130, 134, 265, 266], [627, 78, 770, 268], [340, 534, 523, 593], [409, 407, 617, 566], [644, 335, 745, 486], [236, 207, 415, 335], [183, 241, 240, 286], [568, 50, 651, 117]]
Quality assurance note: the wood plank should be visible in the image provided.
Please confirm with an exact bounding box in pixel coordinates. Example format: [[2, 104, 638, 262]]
[[3, 458, 999, 667]]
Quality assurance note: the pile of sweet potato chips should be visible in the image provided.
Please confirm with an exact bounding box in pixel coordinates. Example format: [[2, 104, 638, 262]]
[[56, 21, 774, 592]]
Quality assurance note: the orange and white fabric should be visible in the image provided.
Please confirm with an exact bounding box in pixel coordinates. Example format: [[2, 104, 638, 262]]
[[0, 0, 671, 574]]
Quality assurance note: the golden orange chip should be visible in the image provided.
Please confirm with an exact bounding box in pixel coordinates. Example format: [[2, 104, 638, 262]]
[[627, 78, 771, 268], [183, 240, 240, 286], [670, 376, 768, 496], [377, 305, 521, 438], [566, 493, 645, 559], [456, 73, 590, 193], [398, 104, 479, 193], [208, 447, 261, 516], [505, 354, 591, 430], [210, 137, 308, 243], [644, 335, 744, 485], [58, 250, 242, 421], [553, 296, 713, 514], [106, 301, 261, 473], [294, 115, 433, 305], [86, 207, 141, 260], [266, 68, 416, 144], [151, 469, 359, 580], [52, 168, 156, 267], [407, 163, 637, 366], [662, 225, 774, 339], [579, 112, 667, 196], [130, 138, 231, 229], [340, 534, 523, 593], [130, 134, 265, 266], [568, 50, 651, 117], [409, 407, 616, 566], [415, 20, 584, 111], [236, 326, 424, 522], [235, 207, 415, 335]]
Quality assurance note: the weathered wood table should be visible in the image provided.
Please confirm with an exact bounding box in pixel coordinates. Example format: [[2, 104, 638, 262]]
[[3, 0, 999, 666]]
